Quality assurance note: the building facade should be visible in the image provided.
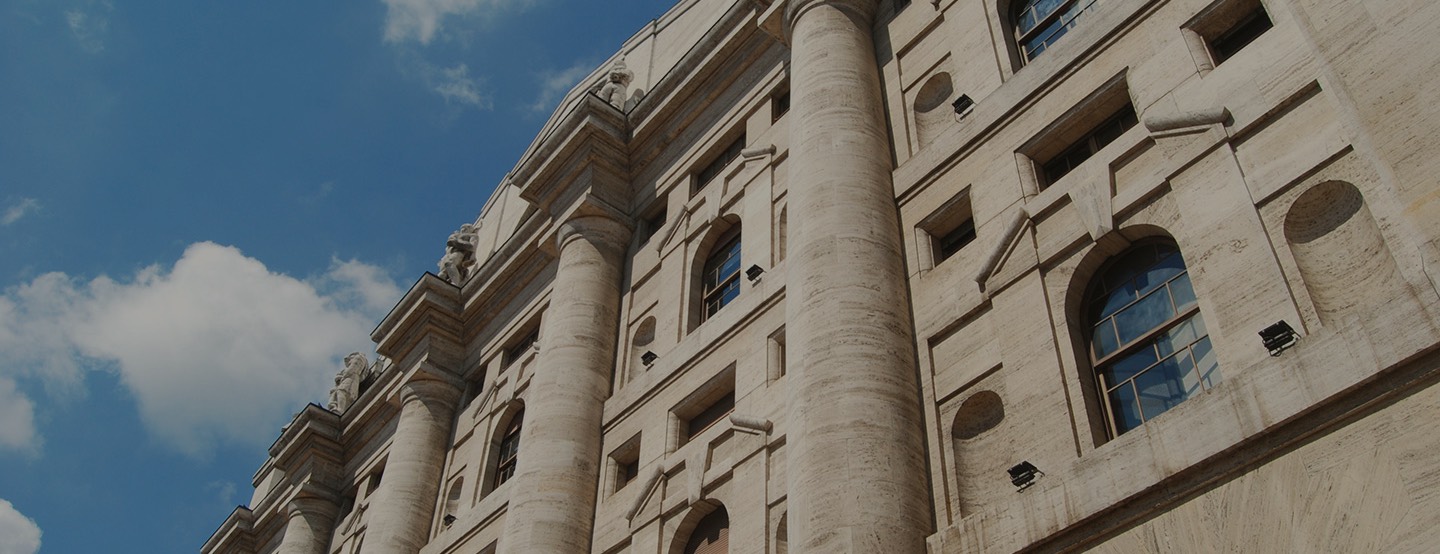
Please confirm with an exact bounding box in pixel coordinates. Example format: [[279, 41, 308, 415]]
[[204, 0, 1440, 552]]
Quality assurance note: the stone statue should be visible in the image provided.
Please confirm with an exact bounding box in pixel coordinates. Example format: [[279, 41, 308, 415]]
[[326, 352, 369, 413], [438, 223, 480, 284], [592, 57, 634, 110]]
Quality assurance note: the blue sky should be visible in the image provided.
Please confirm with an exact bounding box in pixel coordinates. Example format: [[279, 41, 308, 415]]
[[0, 0, 677, 551]]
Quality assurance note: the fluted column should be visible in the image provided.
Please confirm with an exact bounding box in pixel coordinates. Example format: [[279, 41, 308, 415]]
[[277, 497, 339, 554], [362, 379, 461, 554], [500, 214, 630, 554], [782, 1, 933, 552]]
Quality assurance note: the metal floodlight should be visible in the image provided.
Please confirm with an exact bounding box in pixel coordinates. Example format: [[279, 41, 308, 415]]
[[1259, 320, 1298, 356], [641, 351, 658, 366], [746, 265, 765, 282], [952, 94, 975, 116], [1008, 461, 1042, 491]]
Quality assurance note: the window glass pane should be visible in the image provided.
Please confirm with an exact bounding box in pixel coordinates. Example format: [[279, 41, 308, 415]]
[[1139, 253, 1185, 295], [1172, 349, 1202, 398], [1102, 345, 1158, 385], [1114, 288, 1176, 345], [1133, 355, 1190, 421], [1092, 318, 1120, 358], [1193, 337, 1220, 389], [1169, 273, 1197, 310], [1108, 383, 1143, 434], [1034, 0, 1067, 20], [1095, 280, 1136, 320], [1156, 316, 1200, 357]]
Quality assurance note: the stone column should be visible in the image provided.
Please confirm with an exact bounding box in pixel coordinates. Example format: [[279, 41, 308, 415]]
[[277, 497, 339, 554], [782, 1, 933, 552], [500, 214, 630, 554], [361, 379, 461, 554]]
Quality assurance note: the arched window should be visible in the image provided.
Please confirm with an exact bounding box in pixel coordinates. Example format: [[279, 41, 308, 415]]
[[1086, 241, 1219, 436], [683, 506, 730, 554], [1012, 0, 1099, 62], [493, 408, 523, 488], [700, 226, 743, 322]]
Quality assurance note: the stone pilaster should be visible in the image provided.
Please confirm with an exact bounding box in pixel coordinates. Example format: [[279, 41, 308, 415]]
[[500, 214, 631, 554], [277, 497, 339, 554], [782, 0, 933, 552], [361, 379, 461, 554]]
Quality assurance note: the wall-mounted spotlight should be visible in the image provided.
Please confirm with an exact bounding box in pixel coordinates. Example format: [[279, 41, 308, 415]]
[[443, 514, 456, 526], [1007, 461, 1043, 491], [952, 94, 975, 117], [1259, 320, 1298, 356], [746, 265, 765, 282], [641, 351, 658, 366]]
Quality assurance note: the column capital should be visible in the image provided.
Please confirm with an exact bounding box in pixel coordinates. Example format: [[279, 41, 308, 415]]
[[285, 497, 340, 521], [784, 0, 880, 32], [398, 378, 462, 407], [556, 213, 632, 255]]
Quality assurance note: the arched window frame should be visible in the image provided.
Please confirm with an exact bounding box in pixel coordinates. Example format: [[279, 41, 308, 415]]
[[485, 404, 524, 493], [1010, 0, 1100, 62], [689, 218, 744, 332], [1081, 239, 1221, 437], [669, 503, 730, 554], [701, 227, 742, 321]]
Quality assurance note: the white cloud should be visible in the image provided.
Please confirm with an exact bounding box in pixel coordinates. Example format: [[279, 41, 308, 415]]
[[0, 243, 399, 457], [0, 499, 41, 554], [381, 0, 537, 45], [528, 62, 596, 113], [431, 64, 489, 108], [64, 1, 112, 54], [1, 198, 40, 226], [0, 380, 37, 455]]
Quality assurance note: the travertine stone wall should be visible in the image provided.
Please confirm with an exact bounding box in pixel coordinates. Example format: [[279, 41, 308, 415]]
[[362, 380, 460, 554], [783, 0, 933, 552], [276, 498, 337, 554], [499, 214, 631, 554]]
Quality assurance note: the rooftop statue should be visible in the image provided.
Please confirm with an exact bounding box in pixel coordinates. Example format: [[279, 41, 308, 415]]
[[438, 222, 480, 284]]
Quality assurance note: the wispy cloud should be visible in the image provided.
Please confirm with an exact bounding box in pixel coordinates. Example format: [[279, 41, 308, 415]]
[[381, 0, 539, 45], [0, 499, 41, 554], [0, 243, 399, 457], [1, 198, 40, 226], [528, 61, 596, 113], [64, 0, 113, 54], [431, 63, 490, 108]]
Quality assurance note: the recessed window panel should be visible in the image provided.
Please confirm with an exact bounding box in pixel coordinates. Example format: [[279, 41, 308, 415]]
[[1087, 242, 1219, 436]]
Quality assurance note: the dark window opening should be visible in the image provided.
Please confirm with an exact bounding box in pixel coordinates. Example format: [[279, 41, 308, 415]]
[[686, 391, 735, 439], [1211, 7, 1272, 63], [502, 328, 539, 367], [696, 135, 746, 192], [772, 91, 790, 122], [638, 205, 668, 245], [936, 218, 977, 263], [1041, 104, 1137, 185]]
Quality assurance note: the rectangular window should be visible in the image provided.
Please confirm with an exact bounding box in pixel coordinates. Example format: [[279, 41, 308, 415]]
[[772, 91, 790, 122], [918, 188, 976, 268], [609, 434, 642, 493], [671, 367, 736, 450], [695, 134, 746, 193], [502, 328, 539, 367], [686, 391, 735, 439], [1208, 4, 1272, 63], [637, 203, 668, 245], [1041, 104, 1138, 185], [936, 219, 977, 263]]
